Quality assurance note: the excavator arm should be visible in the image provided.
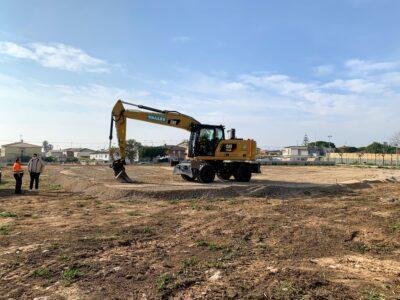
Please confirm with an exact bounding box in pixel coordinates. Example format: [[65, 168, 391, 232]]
[[109, 100, 200, 182]]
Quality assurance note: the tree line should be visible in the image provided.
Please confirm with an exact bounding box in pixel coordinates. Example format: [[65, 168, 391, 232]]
[[125, 139, 168, 161]]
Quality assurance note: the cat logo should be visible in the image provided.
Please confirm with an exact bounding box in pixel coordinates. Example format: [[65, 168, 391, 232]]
[[167, 119, 181, 126]]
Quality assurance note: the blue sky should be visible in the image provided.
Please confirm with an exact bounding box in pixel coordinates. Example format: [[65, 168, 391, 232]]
[[0, 0, 399, 149]]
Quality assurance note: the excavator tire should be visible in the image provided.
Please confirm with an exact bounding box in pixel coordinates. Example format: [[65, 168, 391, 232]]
[[233, 164, 252, 182], [181, 174, 196, 182], [198, 164, 216, 183]]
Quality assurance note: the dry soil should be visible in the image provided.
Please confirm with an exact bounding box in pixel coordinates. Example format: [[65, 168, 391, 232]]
[[0, 165, 399, 299]]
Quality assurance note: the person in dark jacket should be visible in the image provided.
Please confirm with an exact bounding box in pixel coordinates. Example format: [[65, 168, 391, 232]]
[[13, 158, 24, 194], [27, 154, 45, 191]]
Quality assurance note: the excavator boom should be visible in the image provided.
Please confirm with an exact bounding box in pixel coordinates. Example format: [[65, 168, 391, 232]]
[[109, 100, 200, 182]]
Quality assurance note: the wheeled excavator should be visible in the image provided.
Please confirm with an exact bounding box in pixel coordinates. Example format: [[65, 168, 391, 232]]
[[109, 100, 260, 183]]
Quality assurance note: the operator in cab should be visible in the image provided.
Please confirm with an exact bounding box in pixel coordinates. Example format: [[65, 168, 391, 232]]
[[13, 158, 24, 194]]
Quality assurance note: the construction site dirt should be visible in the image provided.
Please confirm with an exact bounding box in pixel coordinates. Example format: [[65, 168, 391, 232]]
[[0, 165, 399, 299]]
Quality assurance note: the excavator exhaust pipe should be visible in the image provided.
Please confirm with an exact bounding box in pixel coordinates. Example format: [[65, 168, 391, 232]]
[[111, 159, 135, 183]]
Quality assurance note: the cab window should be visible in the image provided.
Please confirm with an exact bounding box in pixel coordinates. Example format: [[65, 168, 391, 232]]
[[215, 128, 224, 141]]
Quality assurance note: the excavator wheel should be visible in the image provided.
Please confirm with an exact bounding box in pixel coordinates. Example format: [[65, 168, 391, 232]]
[[217, 171, 231, 181], [198, 164, 216, 183], [233, 164, 252, 182], [181, 174, 196, 182]]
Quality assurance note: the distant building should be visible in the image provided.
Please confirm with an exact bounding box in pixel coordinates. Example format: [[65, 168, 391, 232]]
[[0, 141, 42, 162], [282, 146, 309, 161], [90, 151, 110, 162], [177, 140, 189, 151], [45, 150, 66, 162], [258, 149, 282, 158], [62, 148, 95, 159], [164, 144, 186, 162]]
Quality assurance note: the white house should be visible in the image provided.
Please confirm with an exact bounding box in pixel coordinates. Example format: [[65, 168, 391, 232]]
[[90, 151, 110, 162], [282, 146, 309, 161]]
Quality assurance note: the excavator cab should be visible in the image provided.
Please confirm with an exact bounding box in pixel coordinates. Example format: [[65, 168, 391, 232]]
[[188, 125, 225, 157]]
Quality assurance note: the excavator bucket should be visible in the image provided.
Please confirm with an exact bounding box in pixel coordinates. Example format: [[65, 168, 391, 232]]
[[111, 159, 135, 183]]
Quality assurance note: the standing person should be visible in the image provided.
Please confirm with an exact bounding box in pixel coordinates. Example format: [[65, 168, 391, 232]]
[[28, 154, 45, 191], [13, 158, 24, 194]]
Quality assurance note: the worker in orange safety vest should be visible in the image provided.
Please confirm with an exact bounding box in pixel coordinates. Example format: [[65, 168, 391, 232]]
[[13, 158, 24, 194]]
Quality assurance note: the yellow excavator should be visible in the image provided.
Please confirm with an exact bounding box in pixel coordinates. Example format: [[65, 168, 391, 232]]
[[109, 100, 260, 183]]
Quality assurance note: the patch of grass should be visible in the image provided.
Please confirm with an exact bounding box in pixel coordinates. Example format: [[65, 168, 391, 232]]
[[355, 242, 391, 254], [196, 239, 208, 247], [182, 257, 198, 267], [0, 225, 12, 235], [58, 253, 70, 262], [196, 240, 231, 252], [0, 212, 17, 218], [391, 220, 400, 231], [30, 267, 50, 278], [157, 273, 173, 290], [105, 205, 114, 210], [94, 200, 102, 205], [109, 220, 119, 225], [143, 226, 153, 234], [49, 242, 61, 250], [62, 267, 83, 286], [46, 184, 62, 190], [366, 290, 385, 300], [276, 280, 299, 299], [76, 202, 85, 208], [127, 211, 141, 216], [208, 242, 230, 252], [202, 205, 215, 211], [204, 261, 225, 269]]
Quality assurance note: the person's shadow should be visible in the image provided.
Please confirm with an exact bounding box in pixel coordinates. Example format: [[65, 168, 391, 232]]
[[0, 179, 39, 198]]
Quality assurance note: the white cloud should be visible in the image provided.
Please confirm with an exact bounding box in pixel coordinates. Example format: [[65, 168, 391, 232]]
[[172, 36, 191, 43], [322, 78, 387, 94], [0, 41, 109, 73], [345, 59, 398, 73], [314, 64, 334, 76], [240, 74, 311, 95]]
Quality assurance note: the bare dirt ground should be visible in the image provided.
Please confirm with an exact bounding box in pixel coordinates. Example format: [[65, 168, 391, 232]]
[[0, 165, 399, 299]]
